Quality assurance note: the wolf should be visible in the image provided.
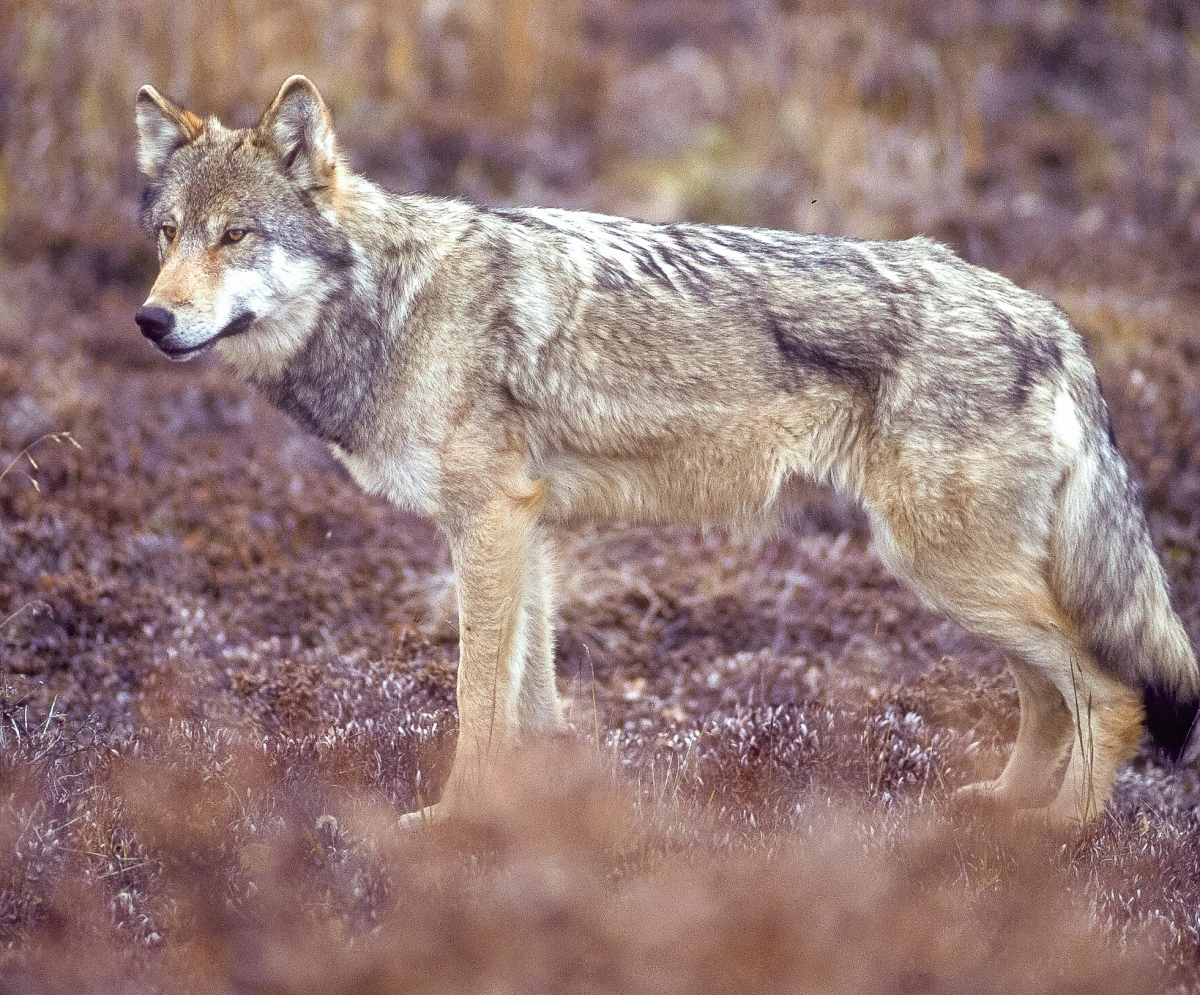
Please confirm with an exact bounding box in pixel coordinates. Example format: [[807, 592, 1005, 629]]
[[134, 75, 1200, 826]]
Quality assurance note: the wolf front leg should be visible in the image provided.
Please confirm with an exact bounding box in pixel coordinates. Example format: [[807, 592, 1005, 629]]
[[404, 479, 555, 826], [515, 524, 562, 731]]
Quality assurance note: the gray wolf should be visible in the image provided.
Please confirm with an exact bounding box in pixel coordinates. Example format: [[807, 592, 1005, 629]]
[[134, 75, 1200, 826]]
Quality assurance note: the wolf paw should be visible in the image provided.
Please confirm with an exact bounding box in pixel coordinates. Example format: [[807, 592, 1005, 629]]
[[397, 801, 450, 830], [951, 780, 1087, 831], [1009, 805, 1086, 832], [951, 779, 1006, 809]]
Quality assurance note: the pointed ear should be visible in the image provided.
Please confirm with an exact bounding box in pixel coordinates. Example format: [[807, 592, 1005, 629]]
[[257, 75, 339, 190], [135, 86, 202, 179]]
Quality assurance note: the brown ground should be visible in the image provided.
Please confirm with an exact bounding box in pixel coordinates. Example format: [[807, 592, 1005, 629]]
[[5, 2, 1200, 992]]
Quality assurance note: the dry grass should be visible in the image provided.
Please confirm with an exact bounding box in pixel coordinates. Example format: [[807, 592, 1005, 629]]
[[0, 714, 1177, 994], [4, 1, 1200, 991]]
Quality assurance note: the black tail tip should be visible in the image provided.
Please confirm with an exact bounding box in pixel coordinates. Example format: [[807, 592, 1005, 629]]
[[1143, 683, 1200, 764]]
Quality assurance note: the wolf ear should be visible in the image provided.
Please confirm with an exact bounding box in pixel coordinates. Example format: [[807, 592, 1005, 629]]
[[135, 86, 202, 179], [257, 75, 339, 190]]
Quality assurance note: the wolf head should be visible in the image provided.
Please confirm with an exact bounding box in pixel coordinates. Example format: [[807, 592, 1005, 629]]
[[134, 76, 352, 370]]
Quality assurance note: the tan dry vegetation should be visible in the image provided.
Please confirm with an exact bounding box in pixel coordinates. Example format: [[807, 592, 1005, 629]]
[[4, 1, 1200, 992]]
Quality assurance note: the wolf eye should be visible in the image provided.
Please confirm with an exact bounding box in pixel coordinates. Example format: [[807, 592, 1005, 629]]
[[161, 222, 177, 242], [222, 227, 248, 244]]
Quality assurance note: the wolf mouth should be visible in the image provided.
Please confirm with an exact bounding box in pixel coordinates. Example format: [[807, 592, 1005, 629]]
[[161, 311, 256, 359]]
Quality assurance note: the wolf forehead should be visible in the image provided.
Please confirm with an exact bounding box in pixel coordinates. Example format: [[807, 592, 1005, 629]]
[[140, 128, 306, 228]]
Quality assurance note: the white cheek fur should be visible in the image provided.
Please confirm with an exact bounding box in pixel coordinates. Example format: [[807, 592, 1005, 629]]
[[221, 268, 269, 307], [218, 250, 318, 319], [267, 247, 318, 293]]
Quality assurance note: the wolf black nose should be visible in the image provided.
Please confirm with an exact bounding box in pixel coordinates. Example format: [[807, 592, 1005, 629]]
[[135, 306, 175, 344]]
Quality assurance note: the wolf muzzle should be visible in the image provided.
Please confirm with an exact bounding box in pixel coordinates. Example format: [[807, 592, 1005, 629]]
[[135, 308, 257, 359]]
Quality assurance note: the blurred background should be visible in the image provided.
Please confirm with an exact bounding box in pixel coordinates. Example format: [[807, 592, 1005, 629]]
[[1, 0, 1198, 296], [5, 6, 1200, 988]]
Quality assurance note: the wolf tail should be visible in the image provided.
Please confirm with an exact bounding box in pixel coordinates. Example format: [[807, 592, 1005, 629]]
[[1050, 386, 1200, 764]]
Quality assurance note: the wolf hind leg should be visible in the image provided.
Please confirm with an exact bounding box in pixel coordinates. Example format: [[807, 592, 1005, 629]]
[[865, 494, 1141, 824], [955, 658, 1075, 809], [951, 641, 1141, 825], [1043, 652, 1144, 824]]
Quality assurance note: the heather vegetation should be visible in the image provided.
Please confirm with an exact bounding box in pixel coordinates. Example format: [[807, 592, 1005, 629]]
[[3, 1, 1200, 991]]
